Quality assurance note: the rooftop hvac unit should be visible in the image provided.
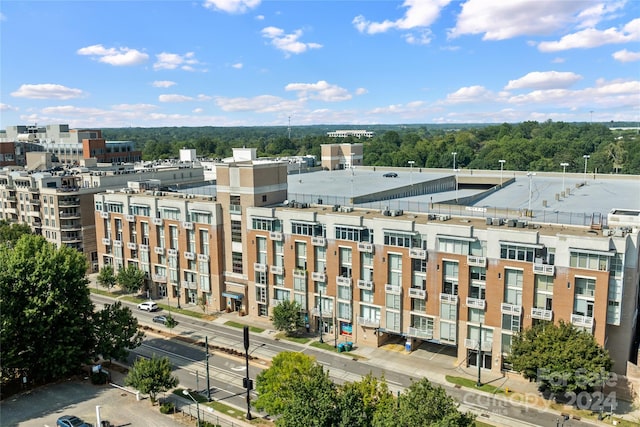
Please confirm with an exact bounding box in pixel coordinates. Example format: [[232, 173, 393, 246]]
[[332, 205, 340, 212], [516, 220, 526, 228], [507, 219, 517, 227], [383, 210, 391, 216], [486, 217, 492, 225], [492, 218, 503, 226]]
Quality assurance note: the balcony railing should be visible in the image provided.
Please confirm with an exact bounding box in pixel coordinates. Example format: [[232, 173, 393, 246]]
[[501, 303, 522, 316], [197, 254, 209, 262], [464, 339, 493, 352], [407, 327, 433, 339], [533, 263, 555, 276], [229, 205, 242, 214], [270, 265, 284, 275], [311, 308, 333, 318], [571, 313, 594, 329], [467, 255, 487, 267], [357, 242, 373, 253], [184, 252, 196, 260], [152, 217, 163, 226], [269, 231, 283, 241], [270, 299, 285, 307], [181, 281, 197, 290], [409, 248, 427, 259], [385, 284, 401, 295], [254, 263, 268, 273], [60, 212, 81, 218], [293, 269, 306, 278], [152, 274, 167, 283], [336, 276, 352, 286], [167, 248, 178, 257], [409, 288, 426, 299], [531, 307, 553, 321], [311, 271, 326, 282], [466, 297, 486, 310], [127, 242, 137, 250], [113, 240, 123, 248], [311, 236, 326, 247], [102, 238, 111, 246], [439, 293, 458, 304], [126, 214, 136, 222], [139, 244, 149, 252], [357, 279, 373, 291], [154, 247, 165, 255], [100, 211, 109, 219], [182, 221, 194, 230], [357, 317, 380, 328]]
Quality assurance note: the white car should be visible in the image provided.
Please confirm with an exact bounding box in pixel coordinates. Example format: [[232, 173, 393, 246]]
[[137, 301, 158, 312]]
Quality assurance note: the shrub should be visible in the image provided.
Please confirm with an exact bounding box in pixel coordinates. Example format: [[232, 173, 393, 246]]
[[90, 371, 109, 385], [159, 401, 176, 414]]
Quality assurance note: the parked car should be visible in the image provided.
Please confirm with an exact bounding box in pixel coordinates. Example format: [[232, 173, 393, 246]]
[[383, 172, 398, 178], [56, 415, 91, 427], [137, 301, 158, 312]]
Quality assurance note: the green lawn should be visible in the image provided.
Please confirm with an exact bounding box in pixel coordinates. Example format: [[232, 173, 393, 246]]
[[224, 320, 265, 333], [445, 375, 504, 394]]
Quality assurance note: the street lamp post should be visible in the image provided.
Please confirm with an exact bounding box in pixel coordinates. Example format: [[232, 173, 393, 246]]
[[205, 336, 211, 401], [243, 326, 252, 420], [498, 159, 506, 186], [455, 169, 460, 201], [560, 162, 569, 196], [408, 160, 415, 186], [583, 154, 590, 184], [319, 290, 323, 343], [183, 390, 201, 427], [451, 152, 457, 171], [527, 172, 536, 216]]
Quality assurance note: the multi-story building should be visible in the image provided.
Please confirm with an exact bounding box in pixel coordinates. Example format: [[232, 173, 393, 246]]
[[321, 143, 363, 170], [326, 130, 374, 139], [0, 161, 205, 270], [93, 157, 640, 376]]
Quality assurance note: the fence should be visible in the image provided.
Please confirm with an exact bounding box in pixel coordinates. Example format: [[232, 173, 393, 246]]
[[287, 192, 605, 227], [169, 397, 253, 427]]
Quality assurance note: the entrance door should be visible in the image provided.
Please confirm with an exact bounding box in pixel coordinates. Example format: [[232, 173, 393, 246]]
[[468, 350, 492, 369]]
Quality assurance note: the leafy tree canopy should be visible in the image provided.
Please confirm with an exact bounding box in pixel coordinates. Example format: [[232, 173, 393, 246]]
[[125, 355, 178, 403], [93, 301, 145, 362], [271, 299, 305, 335], [0, 219, 32, 246], [117, 264, 146, 294], [510, 320, 612, 394], [97, 264, 117, 291]]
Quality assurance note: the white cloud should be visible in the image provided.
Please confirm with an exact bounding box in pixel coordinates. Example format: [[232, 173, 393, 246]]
[[159, 94, 212, 103], [285, 80, 352, 102], [77, 44, 148, 66], [444, 85, 495, 104], [450, 0, 595, 40], [193, 108, 204, 113], [255, 14, 264, 20], [154, 52, 202, 71], [0, 12, 6, 21], [551, 57, 566, 64], [261, 26, 322, 56], [0, 103, 18, 111], [202, 0, 260, 14], [505, 71, 583, 90], [232, 63, 243, 69], [111, 104, 158, 111], [152, 80, 177, 88], [612, 49, 640, 62], [11, 84, 85, 100], [538, 18, 640, 52], [215, 95, 302, 113], [355, 88, 368, 96]]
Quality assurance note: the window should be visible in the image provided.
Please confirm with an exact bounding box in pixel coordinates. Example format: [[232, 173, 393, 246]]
[[469, 308, 485, 323], [315, 246, 326, 273], [360, 304, 380, 323], [411, 315, 434, 333], [294, 276, 306, 292], [337, 301, 352, 320], [231, 220, 242, 242], [230, 195, 241, 213], [501, 333, 512, 354], [469, 281, 486, 300], [169, 225, 178, 249], [437, 237, 469, 255], [255, 286, 267, 304], [141, 222, 150, 245], [570, 251, 610, 271], [504, 269, 523, 306], [361, 252, 373, 282], [360, 288, 374, 303], [575, 277, 595, 298], [106, 202, 124, 213], [440, 321, 456, 343], [411, 298, 425, 312], [500, 243, 538, 262], [199, 229, 209, 256], [388, 253, 402, 286], [252, 217, 280, 231], [470, 266, 486, 281], [502, 313, 521, 332], [335, 226, 370, 242], [291, 221, 323, 236], [274, 288, 290, 302], [130, 223, 139, 244], [256, 236, 267, 264], [295, 241, 307, 270], [442, 260, 458, 295], [339, 247, 352, 278], [129, 204, 150, 216], [337, 284, 351, 301], [187, 229, 196, 253], [385, 311, 400, 332], [384, 231, 419, 248], [232, 252, 243, 274], [156, 226, 165, 248], [160, 207, 180, 220], [293, 293, 307, 310], [189, 211, 212, 224], [534, 275, 553, 310], [273, 240, 284, 267], [440, 302, 456, 321], [386, 293, 400, 310]]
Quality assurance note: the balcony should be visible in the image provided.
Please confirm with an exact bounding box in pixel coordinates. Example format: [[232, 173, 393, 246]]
[[167, 248, 178, 257], [385, 283, 401, 295], [293, 269, 306, 278], [533, 263, 555, 276], [501, 303, 522, 316], [271, 265, 284, 275], [531, 307, 553, 321], [152, 217, 163, 226], [336, 276, 352, 286], [181, 281, 197, 290], [254, 263, 268, 273], [357, 242, 373, 253], [182, 221, 193, 230], [311, 271, 326, 282], [126, 214, 136, 222], [229, 205, 242, 215], [311, 307, 333, 318], [571, 314, 594, 329], [154, 247, 165, 255], [409, 288, 426, 299], [197, 254, 209, 262], [409, 248, 427, 259], [59, 198, 80, 207], [60, 211, 81, 219], [113, 240, 123, 248], [60, 222, 81, 230], [270, 299, 285, 307], [467, 255, 487, 267], [102, 238, 111, 246], [127, 242, 137, 250], [100, 211, 109, 219], [184, 251, 196, 260], [269, 231, 283, 241], [407, 327, 433, 340], [464, 339, 493, 352], [29, 199, 41, 206], [152, 274, 167, 283], [466, 297, 486, 310], [357, 279, 373, 291], [139, 244, 149, 252], [439, 293, 458, 304], [61, 234, 82, 243], [357, 317, 380, 328], [311, 236, 326, 247]]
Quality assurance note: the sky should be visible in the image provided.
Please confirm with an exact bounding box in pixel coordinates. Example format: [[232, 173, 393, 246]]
[[1, 0, 639, 129]]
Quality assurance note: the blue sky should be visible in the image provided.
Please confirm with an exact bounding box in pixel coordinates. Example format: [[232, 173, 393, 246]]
[[1, 0, 639, 128]]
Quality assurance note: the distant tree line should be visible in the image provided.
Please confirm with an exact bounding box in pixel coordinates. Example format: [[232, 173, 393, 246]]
[[103, 121, 640, 174]]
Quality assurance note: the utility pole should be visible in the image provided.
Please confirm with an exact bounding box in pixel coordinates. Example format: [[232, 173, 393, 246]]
[[243, 326, 252, 420], [205, 336, 211, 401], [319, 290, 323, 343], [476, 323, 482, 387]]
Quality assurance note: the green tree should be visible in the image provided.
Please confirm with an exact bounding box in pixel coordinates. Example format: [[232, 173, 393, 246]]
[[510, 320, 612, 395], [0, 219, 32, 245], [395, 378, 474, 427], [276, 364, 338, 427], [197, 294, 207, 313], [117, 264, 146, 294], [97, 264, 117, 291], [271, 300, 304, 335], [93, 301, 145, 362], [254, 352, 318, 415], [0, 235, 94, 383], [336, 373, 395, 427], [125, 355, 178, 403]]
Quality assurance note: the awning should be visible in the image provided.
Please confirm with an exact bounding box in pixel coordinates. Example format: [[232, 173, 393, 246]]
[[222, 292, 244, 300]]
